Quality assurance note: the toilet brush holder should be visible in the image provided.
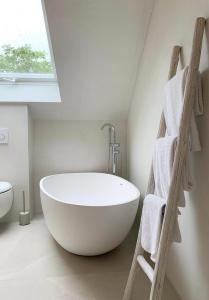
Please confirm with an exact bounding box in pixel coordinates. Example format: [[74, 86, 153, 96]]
[[19, 191, 30, 226]]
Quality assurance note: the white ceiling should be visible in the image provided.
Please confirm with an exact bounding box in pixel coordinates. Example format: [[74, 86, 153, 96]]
[[30, 0, 154, 120]]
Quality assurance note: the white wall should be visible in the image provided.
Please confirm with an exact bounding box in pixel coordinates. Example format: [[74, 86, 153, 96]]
[[127, 1, 209, 299], [0, 0, 152, 219], [0, 105, 32, 222], [29, 0, 154, 120], [33, 120, 126, 213]]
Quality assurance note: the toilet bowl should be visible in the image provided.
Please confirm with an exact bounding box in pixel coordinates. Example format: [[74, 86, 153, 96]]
[[0, 182, 13, 218]]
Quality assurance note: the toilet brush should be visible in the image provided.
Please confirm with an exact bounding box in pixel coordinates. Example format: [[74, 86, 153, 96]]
[[19, 191, 30, 226]]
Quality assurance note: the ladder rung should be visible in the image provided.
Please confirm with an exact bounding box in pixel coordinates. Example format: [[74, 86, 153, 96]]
[[137, 255, 154, 282]]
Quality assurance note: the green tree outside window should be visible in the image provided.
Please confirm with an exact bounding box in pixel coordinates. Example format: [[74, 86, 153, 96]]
[[0, 44, 53, 73]]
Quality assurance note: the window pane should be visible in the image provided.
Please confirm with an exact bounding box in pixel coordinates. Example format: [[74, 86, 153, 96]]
[[0, 0, 53, 74]]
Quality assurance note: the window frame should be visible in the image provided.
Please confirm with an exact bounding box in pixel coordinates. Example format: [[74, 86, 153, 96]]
[[0, 0, 57, 86], [0, 72, 56, 84], [0, 0, 60, 103]]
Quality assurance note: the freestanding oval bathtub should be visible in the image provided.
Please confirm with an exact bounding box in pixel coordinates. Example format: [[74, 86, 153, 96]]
[[40, 173, 140, 256]]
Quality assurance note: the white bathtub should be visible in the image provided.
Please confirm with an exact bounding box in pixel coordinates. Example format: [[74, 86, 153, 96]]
[[40, 173, 140, 256]]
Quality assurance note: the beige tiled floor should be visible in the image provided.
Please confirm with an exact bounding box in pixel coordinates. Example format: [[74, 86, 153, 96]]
[[0, 216, 180, 300]]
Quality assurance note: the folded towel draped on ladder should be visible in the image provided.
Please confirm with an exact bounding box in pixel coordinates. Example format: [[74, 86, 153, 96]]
[[141, 194, 181, 262], [164, 66, 203, 151], [141, 66, 203, 262], [153, 135, 192, 204], [141, 135, 184, 262]]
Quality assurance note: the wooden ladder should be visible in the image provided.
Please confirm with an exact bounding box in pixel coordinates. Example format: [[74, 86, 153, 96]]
[[123, 17, 206, 300]]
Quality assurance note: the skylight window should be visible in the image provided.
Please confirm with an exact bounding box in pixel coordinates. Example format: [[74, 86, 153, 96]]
[[0, 0, 55, 83]]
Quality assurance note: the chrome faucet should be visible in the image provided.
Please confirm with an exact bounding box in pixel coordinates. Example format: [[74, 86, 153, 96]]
[[101, 123, 120, 175]]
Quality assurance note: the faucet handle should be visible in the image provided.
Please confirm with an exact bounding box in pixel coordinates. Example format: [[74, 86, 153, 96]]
[[111, 143, 120, 147]]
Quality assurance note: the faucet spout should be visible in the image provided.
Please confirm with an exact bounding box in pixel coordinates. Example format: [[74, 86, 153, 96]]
[[100, 123, 116, 143]]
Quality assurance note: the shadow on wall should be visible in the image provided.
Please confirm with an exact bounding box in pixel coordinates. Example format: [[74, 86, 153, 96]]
[[186, 23, 209, 299], [191, 67, 209, 298], [155, 27, 209, 298], [168, 60, 209, 299]]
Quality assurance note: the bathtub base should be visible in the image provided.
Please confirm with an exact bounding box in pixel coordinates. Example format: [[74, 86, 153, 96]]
[[41, 195, 139, 255], [40, 173, 140, 256]]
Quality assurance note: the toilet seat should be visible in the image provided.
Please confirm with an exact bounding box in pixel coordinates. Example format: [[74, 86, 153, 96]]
[[0, 182, 13, 218], [0, 182, 12, 194]]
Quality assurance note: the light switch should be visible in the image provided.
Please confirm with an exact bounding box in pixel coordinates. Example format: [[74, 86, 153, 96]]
[[0, 128, 9, 144]]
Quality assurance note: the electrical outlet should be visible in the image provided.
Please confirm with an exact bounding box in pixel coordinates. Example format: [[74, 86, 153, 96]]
[[0, 128, 9, 144]]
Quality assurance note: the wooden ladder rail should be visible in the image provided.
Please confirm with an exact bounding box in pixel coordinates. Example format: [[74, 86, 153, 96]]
[[123, 16, 206, 300], [122, 44, 181, 300], [150, 16, 205, 300]]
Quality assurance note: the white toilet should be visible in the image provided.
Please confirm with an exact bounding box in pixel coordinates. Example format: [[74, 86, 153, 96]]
[[0, 182, 13, 218]]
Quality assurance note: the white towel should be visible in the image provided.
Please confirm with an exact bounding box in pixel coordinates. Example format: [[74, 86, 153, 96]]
[[153, 135, 192, 206], [141, 194, 181, 262], [163, 66, 203, 152]]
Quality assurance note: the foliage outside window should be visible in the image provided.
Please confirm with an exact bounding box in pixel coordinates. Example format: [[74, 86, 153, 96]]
[[0, 44, 53, 74], [0, 0, 55, 83]]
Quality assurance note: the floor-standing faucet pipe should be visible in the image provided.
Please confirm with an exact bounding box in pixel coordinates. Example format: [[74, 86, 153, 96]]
[[101, 123, 113, 172], [101, 123, 120, 175]]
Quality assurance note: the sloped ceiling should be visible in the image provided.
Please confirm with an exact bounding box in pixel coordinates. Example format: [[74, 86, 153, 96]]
[[30, 0, 154, 120]]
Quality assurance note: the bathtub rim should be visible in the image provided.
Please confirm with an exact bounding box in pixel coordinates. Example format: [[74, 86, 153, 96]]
[[40, 172, 140, 208]]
